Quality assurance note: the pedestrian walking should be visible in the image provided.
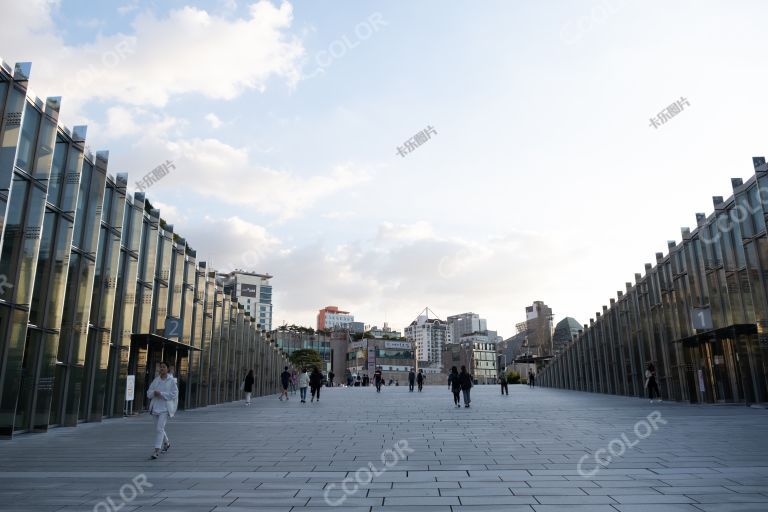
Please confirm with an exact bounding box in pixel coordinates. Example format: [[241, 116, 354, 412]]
[[408, 368, 416, 392], [448, 366, 461, 407], [328, 371, 335, 387], [459, 365, 473, 408], [416, 369, 424, 392], [243, 369, 255, 405], [347, 373, 353, 387], [279, 366, 290, 401], [374, 367, 383, 392], [645, 363, 662, 403], [147, 361, 178, 459], [310, 367, 323, 402], [289, 370, 298, 395], [528, 370, 536, 388], [499, 371, 508, 396], [299, 367, 310, 403], [363, 374, 369, 387]]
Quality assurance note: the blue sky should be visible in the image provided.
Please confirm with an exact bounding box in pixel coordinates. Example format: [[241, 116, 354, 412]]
[[2, 0, 768, 336]]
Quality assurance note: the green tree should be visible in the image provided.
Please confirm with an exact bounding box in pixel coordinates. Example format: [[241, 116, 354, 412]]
[[506, 370, 521, 384], [289, 349, 324, 371]]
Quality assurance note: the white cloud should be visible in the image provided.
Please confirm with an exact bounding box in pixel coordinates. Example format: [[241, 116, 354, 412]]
[[205, 112, 223, 129], [105, 106, 140, 138], [131, 135, 372, 219], [0, 0, 304, 123]]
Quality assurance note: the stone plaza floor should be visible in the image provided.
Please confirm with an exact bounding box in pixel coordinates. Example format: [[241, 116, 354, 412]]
[[1, 384, 768, 512]]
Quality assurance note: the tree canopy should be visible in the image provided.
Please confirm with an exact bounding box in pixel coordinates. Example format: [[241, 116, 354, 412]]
[[289, 349, 324, 370]]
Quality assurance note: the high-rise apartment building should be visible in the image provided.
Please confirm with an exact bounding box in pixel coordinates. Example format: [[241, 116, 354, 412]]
[[405, 311, 448, 368], [317, 306, 354, 331], [220, 271, 273, 331], [446, 312, 487, 344]]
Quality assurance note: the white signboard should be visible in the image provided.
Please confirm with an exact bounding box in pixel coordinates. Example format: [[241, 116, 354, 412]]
[[125, 375, 136, 401], [350, 340, 367, 350], [384, 341, 411, 350]]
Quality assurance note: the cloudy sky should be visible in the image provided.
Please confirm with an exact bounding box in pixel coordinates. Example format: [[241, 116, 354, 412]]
[[2, 0, 768, 337]]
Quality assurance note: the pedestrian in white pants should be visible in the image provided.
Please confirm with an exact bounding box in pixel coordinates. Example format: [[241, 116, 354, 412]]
[[147, 361, 178, 459]]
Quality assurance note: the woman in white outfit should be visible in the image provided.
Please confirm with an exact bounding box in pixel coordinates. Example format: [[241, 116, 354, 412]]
[[147, 361, 178, 459], [298, 368, 310, 403]]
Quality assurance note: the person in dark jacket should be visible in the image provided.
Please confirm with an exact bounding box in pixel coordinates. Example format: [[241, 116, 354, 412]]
[[309, 367, 323, 402], [416, 369, 425, 392], [408, 368, 416, 392], [499, 371, 508, 396], [645, 363, 661, 403], [243, 369, 255, 406], [459, 365, 473, 408], [279, 366, 290, 401], [374, 367, 383, 392], [448, 366, 461, 407]]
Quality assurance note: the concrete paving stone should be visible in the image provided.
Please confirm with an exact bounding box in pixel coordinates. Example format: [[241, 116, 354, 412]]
[[693, 504, 768, 512], [370, 507, 452, 512], [438, 487, 513, 496], [531, 506, 617, 512], [610, 494, 696, 504], [534, 495, 618, 504], [611, 505, 702, 512], [687, 493, 768, 503], [1, 386, 766, 512], [458, 496, 538, 505]]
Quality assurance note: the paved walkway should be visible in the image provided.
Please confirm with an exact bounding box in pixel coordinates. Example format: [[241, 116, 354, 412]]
[[1, 385, 768, 512]]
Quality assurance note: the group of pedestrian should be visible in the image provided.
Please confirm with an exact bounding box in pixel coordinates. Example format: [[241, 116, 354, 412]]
[[280, 366, 324, 403], [407, 368, 425, 392], [447, 365, 473, 408]]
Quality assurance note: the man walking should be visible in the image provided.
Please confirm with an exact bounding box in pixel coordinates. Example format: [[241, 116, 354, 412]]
[[499, 371, 508, 395], [459, 365, 473, 408], [374, 366, 383, 392], [328, 371, 335, 388], [279, 366, 291, 401], [408, 368, 416, 392], [417, 369, 425, 392]]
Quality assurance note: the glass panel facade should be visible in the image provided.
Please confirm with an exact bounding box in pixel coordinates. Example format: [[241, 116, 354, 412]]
[[0, 63, 290, 437], [539, 163, 768, 405]]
